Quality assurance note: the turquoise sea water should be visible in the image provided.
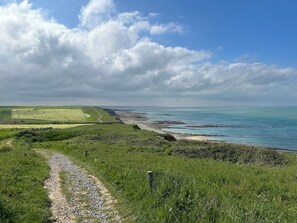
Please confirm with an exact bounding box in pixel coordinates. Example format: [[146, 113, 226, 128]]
[[113, 106, 297, 151]]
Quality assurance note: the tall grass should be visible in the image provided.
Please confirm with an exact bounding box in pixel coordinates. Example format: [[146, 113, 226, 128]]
[[28, 124, 297, 222], [0, 130, 17, 141], [0, 140, 50, 222]]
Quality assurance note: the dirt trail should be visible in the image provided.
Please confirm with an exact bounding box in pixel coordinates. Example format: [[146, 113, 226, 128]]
[[37, 150, 123, 223]]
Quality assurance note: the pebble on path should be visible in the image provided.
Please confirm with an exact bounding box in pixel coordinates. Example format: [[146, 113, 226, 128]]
[[37, 150, 123, 223]]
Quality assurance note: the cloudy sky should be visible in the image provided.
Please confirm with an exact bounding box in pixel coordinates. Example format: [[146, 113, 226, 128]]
[[0, 0, 296, 106]]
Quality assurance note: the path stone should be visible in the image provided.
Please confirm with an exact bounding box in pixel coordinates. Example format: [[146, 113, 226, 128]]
[[37, 150, 123, 223]]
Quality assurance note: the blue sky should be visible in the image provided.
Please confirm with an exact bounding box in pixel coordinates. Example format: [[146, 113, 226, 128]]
[[0, 0, 296, 106], [27, 0, 297, 67], [117, 0, 297, 67]]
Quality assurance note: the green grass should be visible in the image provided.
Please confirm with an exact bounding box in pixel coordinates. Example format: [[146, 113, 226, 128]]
[[0, 108, 11, 120], [83, 107, 119, 123], [0, 106, 118, 124], [23, 123, 297, 223], [6, 107, 297, 222], [11, 108, 90, 122], [0, 130, 17, 141], [0, 123, 93, 130], [0, 139, 51, 222]]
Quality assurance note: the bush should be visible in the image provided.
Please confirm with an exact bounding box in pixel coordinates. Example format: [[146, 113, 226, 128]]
[[16, 129, 78, 142], [0, 146, 12, 153], [172, 145, 287, 166], [161, 133, 177, 142]]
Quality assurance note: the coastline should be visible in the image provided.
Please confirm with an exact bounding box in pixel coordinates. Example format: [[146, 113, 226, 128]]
[[115, 110, 297, 152], [115, 110, 210, 141]]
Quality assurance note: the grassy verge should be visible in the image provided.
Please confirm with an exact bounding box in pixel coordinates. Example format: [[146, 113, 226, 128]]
[[21, 123, 297, 223], [0, 137, 51, 223]]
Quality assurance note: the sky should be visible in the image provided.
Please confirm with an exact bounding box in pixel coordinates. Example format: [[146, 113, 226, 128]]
[[0, 0, 296, 106]]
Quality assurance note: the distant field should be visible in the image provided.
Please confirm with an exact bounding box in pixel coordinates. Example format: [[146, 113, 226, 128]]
[[83, 107, 118, 122], [11, 108, 90, 122], [0, 108, 11, 119], [0, 107, 118, 125], [0, 124, 93, 129]]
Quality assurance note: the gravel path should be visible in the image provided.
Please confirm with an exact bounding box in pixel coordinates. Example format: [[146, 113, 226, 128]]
[[37, 150, 123, 223]]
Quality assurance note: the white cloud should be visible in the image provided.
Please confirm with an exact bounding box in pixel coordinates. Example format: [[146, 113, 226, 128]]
[[148, 12, 161, 18], [79, 0, 115, 28], [150, 23, 184, 35], [0, 0, 296, 106]]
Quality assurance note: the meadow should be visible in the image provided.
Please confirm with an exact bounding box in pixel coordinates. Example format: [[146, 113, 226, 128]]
[[21, 123, 297, 223], [2, 106, 297, 222]]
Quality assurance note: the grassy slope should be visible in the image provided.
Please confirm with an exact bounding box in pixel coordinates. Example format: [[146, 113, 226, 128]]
[[83, 107, 118, 123], [0, 133, 51, 223], [22, 123, 297, 223], [5, 107, 297, 222]]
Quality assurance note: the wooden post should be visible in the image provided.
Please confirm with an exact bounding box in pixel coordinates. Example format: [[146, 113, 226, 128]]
[[85, 150, 88, 158], [147, 171, 154, 191]]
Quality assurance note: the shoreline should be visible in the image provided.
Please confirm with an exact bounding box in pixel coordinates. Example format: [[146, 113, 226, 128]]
[[115, 110, 211, 141], [114, 110, 297, 152]]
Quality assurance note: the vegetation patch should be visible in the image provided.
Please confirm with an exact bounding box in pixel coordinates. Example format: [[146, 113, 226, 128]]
[[0, 108, 11, 120], [5, 108, 297, 222], [160, 133, 177, 141], [0, 141, 50, 222], [0, 123, 92, 129], [172, 144, 287, 166], [19, 120, 297, 222], [0, 129, 17, 140], [16, 128, 83, 142], [0, 146, 12, 153], [11, 108, 90, 122], [83, 107, 119, 123]]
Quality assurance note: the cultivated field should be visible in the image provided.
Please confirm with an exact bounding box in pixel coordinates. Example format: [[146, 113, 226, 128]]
[[11, 108, 91, 122], [0, 124, 93, 129], [0, 108, 11, 119]]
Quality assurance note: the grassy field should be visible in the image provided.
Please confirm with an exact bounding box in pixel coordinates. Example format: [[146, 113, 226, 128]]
[[0, 123, 93, 129], [0, 134, 50, 222], [0, 108, 11, 119], [11, 108, 91, 122], [83, 107, 119, 123], [5, 107, 297, 222], [15, 122, 297, 223], [0, 106, 118, 125]]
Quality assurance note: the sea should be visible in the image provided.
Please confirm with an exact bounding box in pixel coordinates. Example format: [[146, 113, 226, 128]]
[[109, 106, 297, 151]]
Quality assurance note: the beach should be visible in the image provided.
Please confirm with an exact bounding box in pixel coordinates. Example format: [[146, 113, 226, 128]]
[[115, 111, 210, 141], [112, 106, 297, 151]]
